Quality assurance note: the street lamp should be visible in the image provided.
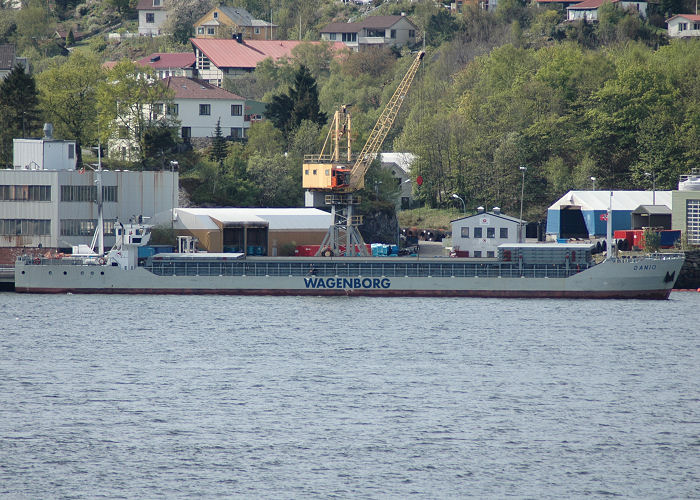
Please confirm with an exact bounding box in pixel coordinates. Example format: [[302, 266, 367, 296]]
[[169, 161, 179, 230], [590, 176, 596, 190], [452, 193, 465, 214], [519, 166, 527, 243], [645, 171, 656, 205]]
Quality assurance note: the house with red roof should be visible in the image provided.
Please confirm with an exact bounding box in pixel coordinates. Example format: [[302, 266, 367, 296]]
[[566, 0, 647, 21], [666, 14, 700, 37], [137, 0, 167, 36], [135, 53, 196, 79], [108, 76, 250, 160], [320, 14, 418, 51], [190, 38, 345, 87]]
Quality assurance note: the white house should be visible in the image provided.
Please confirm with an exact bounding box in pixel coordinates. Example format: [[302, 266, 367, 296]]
[[320, 14, 418, 51], [451, 207, 524, 258], [0, 138, 177, 252], [164, 76, 250, 142], [666, 14, 700, 38], [567, 0, 647, 21], [136, 0, 167, 36], [135, 53, 196, 79], [380, 152, 415, 210]]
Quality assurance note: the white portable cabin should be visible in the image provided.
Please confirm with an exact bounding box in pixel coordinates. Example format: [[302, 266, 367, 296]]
[[13, 124, 77, 171]]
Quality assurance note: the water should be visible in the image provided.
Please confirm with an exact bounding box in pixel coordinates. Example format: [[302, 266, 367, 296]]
[[1, 292, 699, 498]]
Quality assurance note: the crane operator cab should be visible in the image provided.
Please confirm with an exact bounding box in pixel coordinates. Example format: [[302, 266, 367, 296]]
[[330, 167, 350, 189]]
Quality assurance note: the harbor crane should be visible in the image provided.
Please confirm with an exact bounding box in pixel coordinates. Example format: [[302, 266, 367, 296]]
[[302, 50, 424, 256]]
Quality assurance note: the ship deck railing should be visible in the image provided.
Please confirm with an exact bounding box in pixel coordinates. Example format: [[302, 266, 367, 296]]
[[140, 260, 591, 279]]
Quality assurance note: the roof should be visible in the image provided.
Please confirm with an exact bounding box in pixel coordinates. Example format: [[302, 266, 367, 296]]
[[380, 152, 415, 174], [548, 191, 672, 211], [360, 15, 416, 29], [632, 204, 672, 215], [136, 53, 196, 70], [321, 15, 417, 33], [451, 211, 525, 224], [0, 44, 16, 70], [666, 13, 700, 22], [175, 208, 332, 231], [567, 0, 620, 9], [164, 76, 244, 100], [136, 0, 164, 10], [320, 22, 362, 34], [190, 39, 345, 70]]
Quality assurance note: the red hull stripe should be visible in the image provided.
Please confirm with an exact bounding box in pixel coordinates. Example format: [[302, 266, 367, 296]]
[[15, 287, 672, 299]]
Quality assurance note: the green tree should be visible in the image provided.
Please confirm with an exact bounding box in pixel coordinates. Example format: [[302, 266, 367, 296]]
[[209, 117, 228, 175], [97, 60, 178, 165], [266, 65, 326, 139], [37, 51, 105, 167], [65, 28, 74, 47], [0, 64, 40, 165], [246, 120, 286, 156]]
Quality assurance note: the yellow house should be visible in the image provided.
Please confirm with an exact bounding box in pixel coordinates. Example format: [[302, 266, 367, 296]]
[[194, 6, 277, 40]]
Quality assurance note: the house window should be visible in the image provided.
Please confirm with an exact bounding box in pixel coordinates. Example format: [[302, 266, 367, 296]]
[[68, 144, 75, 159], [487, 227, 495, 238], [213, 11, 218, 18], [254, 27, 260, 34], [146, 13, 155, 23], [207, 27, 215, 35], [390, 29, 396, 39], [198, 27, 204, 34], [181, 127, 191, 141], [694, 23, 700, 30], [687, 199, 700, 245], [199, 104, 211, 115], [474, 250, 482, 258], [230, 127, 243, 139], [342, 33, 357, 42], [329, 33, 336, 40], [61, 185, 97, 202], [500, 227, 508, 238], [679, 22, 688, 31], [461, 227, 469, 238], [474, 227, 482, 238], [153, 103, 163, 116], [168, 104, 178, 115], [0, 219, 51, 236], [153, 0, 160, 5], [409, 29, 415, 37], [231, 104, 242, 116]]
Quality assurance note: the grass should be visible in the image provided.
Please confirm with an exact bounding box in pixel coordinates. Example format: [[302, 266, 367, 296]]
[[397, 207, 465, 230]]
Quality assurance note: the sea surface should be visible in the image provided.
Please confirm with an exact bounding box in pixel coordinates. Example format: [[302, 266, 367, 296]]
[[1, 292, 699, 498]]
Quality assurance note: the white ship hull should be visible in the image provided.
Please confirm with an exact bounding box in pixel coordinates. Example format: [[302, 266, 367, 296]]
[[14, 254, 684, 299]]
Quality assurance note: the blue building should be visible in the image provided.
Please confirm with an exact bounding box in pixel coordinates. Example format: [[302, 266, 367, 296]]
[[546, 191, 671, 239]]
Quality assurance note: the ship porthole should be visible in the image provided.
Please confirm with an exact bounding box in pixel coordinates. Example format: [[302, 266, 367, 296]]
[[48, 271, 52, 275], [80, 271, 84, 275], [63, 271, 67, 275], [21, 271, 25, 275], [90, 271, 94, 275], [100, 271, 104, 275]]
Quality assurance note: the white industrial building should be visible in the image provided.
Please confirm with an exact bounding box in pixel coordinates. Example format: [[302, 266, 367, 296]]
[[170, 207, 332, 255], [451, 208, 524, 258], [1, 133, 177, 253]]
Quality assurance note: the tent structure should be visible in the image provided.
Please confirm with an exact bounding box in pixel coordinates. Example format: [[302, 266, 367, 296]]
[[546, 191, 672, 239]]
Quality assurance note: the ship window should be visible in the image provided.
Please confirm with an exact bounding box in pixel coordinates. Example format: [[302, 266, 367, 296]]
[[474, 227, 482, 238], [487, 227, 495, 238], [461, 227, 469, 238], [500, 227, 508, 238]]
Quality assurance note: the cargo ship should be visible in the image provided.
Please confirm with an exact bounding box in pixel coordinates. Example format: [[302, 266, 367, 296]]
[[14, 221, 684, 299]]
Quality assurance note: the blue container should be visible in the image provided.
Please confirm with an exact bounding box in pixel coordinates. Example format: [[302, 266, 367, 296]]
[[659, 230, 681, 247]]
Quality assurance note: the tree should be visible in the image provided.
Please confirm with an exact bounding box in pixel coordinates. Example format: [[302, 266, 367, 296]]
[[97, 60, 178, 165], [266, 65, 326, 139], [37, 51, 105, 167], [163, 0, 215, 44], [65, 28, 74, 47], [105, 0, 133, 16], [209, 117, 228, 174], [0, 64, 40, 165]]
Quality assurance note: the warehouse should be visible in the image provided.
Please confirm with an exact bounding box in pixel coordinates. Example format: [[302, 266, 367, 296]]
[[172, 207, 332, 255], [546, 191, 672, 239]]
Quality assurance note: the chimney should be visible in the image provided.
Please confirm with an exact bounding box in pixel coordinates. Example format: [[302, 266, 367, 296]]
[[493, 207, 501, 214], [236, 32, 243, 43], [43, 123, 53, 139], [477, 206, 484, 214]]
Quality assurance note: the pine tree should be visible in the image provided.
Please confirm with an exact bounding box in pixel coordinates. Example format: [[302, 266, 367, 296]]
[[210, 117, 228, 169], [0, 64, 40, 165], [66, 29, 75, 47], [266, 65, 326, 138]]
